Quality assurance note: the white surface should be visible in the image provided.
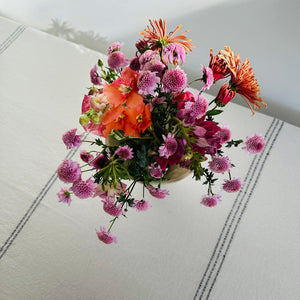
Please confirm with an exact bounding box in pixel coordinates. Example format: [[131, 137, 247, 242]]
[[0, 17, 300, 300], [0, 0, 299, 127]]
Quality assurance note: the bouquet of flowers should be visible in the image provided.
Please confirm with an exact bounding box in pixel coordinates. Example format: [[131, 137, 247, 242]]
[[57, 19, 267, 244]]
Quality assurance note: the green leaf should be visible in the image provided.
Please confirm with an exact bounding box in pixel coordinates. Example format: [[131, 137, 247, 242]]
[[206, 109, 223, 116]]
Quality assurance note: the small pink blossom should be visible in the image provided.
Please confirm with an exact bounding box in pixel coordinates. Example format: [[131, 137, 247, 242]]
[[216, 125, 232, 144], [139, 50, 156, 66], [242, 134, 265, 155], [222, 178, 244, 193], [57, 187, 72, 206], [147, 186, 169, 199], [71, 177, 97, 199], [90, 65, 102, 85], [62, 128, 83, 149], [115, 145, 134, 160], [94, 182, 127, 199], [107, 42, 124, 55], [163, 43, 186, 65], [96, 226, 117, 244], [159, 133, 178, 158], [107, 51, 128, 70], [185, 94, 208, 119], [208, 155, 231, 174], [137, 71, 160, 96], [200, 65, 214, 91], [80, 150, 94, 163], [134, 198, 151, 212], [143, 59, 166, 78], [162, 67, 187, 92], [57, 160, 81, 183], [201, 194, 221, 207], [102, 196, 123, 217], [148, 163, 162, 178]]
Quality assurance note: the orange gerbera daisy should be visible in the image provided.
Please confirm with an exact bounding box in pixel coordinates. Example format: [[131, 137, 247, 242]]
[[217, 46, 267, 115], [139, 19, 195, 53]]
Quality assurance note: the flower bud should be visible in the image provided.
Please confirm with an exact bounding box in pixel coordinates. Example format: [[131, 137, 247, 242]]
[[79, 114, 90, 126]]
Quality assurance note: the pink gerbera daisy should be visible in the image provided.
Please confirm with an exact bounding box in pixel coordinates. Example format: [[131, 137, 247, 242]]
[[147, 186, 169, 199], [62, 128, 83, 149], [159, 133, 178, 158], [162, 67, 187, 92], [96, 226, 117, 244], [137, 70, 160, 96], [208, 155, 231, 174], [134, 198, 152, 212], [163, 43, 186, 65], [200, 65, 214, 91], [107, 51, 128, 70], [57, 187, 72, 206], [242, 133, 265, 155], [222, 178, 244, 193], [115, 145, 134, 160], [71, 177, 97, 199], [201, 194, 221, 207], [102, 196, 123, 217], [57, 160, 81, 183]]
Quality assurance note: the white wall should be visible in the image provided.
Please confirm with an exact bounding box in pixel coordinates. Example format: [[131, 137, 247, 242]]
[[1, 0, 299, 126]]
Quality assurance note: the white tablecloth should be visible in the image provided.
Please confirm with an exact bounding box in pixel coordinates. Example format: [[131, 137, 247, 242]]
[[0, 16, 299, 300]]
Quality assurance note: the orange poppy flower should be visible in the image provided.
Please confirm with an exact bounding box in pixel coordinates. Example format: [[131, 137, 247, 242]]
[[139, 19, 195, 53]]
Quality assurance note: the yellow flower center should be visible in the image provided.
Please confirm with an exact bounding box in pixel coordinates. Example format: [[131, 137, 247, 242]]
[[118, 84, 131, 95]]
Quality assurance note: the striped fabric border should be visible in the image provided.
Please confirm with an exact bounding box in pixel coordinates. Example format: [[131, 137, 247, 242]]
[[0, 133, 89, 259], [0, 24, 27, 54], [194, 118, 284, 300]]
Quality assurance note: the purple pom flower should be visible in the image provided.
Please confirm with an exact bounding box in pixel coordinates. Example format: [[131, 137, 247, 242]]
[[137, 71, 160, 96], [217, 125, 231, 144], [62, 128, 83, 149], [148, 163, 162, 178], [242, 134, 265, 155], [57, 160, 81, 183], [222, 178, 244, 193], [102, 196, 123, 217], [208, 155, 231, 174], [96, 226, 117, 244], [107, 51, 128, 70], [201, 194, 221, 207], [143, 59, 166, 78], [134, 198, 151, 212], [147, 186, 169, 199], [185, 94, 208, 119], [115, 145, 134, 160], [139, 50, 156, 66], [162, 67, 187, 92], [71, 177, 97, 199], [159, 133, 178, 158]]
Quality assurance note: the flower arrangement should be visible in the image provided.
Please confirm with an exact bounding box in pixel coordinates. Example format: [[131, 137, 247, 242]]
[[57, 19, 267, 244]]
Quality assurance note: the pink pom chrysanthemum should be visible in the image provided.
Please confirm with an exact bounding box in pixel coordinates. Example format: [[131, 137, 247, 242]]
[[185, 94, 208, 119], [222, 178, 244, 193], [107, 42, 124, 55], [137, 71, 160, 96], [163, 43, 186, 65], [208, 155, 231, 174], [107, 51, 128, 70], [242, 133, 265, 155], [139, 50, 156, 66], [201, 194, 221, 207], [148, 163, 162, 178], [102, 196, 123, 217], [147, 186, 169, 199], [159, 133, 178, 158], [96, 226, 117, 244], [115, 145, 134, 160], [162, 67, 187, 92], [71, 177, 97, 199], [90, 65, 102, 85], [57, 187, 72, 206], [217, 125, 232, 144], [57, 160, 81, 183], [80, 150, 94, 163], [62, 128, 83, 149], [143, 59, 166, 78], [200, 65, 214, 92], [134, 198, 152, 212]]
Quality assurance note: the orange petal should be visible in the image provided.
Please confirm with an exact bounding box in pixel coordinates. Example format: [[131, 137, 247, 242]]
[[103, 82, 124, 106], [102, 105, 125, 125]]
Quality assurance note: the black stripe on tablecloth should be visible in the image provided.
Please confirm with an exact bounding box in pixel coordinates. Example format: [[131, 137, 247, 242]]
[[194, 118, 283, 299], [0, 132, 89, 260], [0, 25, 27, 54]]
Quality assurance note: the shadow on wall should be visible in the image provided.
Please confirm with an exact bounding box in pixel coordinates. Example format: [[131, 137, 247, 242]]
[[44, 18, 110, 54]]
